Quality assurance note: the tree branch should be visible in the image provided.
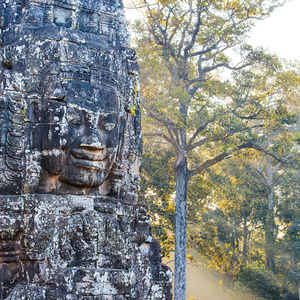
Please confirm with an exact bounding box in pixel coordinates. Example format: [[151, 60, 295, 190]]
[[186, 121, 211, 150], [143, 132, 173, 145], [188, 150, 230, 179], [183, 3, 205, 60], [187, 141, 292, 179], [144, 0, 177, 59]]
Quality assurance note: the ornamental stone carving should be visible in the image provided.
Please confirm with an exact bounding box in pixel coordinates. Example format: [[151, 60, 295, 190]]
[[0, 1, 172, 299]]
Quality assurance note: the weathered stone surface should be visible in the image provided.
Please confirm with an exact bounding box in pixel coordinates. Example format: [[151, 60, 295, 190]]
[[0, 195, 172, 299], [0, 0, 142, 200], [0, 1, 172, 299]]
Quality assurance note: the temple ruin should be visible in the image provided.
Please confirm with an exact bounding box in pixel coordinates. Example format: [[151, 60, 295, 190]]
[[0, 0, 172, 298]]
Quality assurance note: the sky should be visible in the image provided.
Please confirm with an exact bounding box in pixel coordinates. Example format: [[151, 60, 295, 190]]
[[124, 0, 300, 61], [248, 0, 300, 61]]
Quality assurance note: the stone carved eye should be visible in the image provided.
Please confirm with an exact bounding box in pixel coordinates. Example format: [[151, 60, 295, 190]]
[[99, 114, 117, 131], [66, 108, 84, 127], [104, 123, 115, 131]]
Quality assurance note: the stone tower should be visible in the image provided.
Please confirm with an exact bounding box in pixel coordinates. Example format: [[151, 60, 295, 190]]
[[0, 0, 172, 298]]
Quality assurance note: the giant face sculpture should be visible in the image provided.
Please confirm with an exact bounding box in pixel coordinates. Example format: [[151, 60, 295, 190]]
[[58, 101, 118, 188], [24, 50, 130, 195], [0, 0, 141, 197], [38, 78, 120, 194]]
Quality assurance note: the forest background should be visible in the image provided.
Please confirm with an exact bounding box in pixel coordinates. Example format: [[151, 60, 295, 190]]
[[124, 0, 300, 299]]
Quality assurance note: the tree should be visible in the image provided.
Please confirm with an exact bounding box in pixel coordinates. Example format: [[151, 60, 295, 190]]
[[248, 155, 284, 277], [209, 154, 267, 267], [127, 0, 299, 298], [187, 153, 269, 275]]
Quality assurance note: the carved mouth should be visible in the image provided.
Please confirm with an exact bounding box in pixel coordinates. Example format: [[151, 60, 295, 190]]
[[70, 156, 104, 170], [69, 149, 107, 170], [70, 149, 108, 161]]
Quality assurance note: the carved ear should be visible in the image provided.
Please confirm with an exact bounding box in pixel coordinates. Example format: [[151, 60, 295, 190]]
[[42, 149, 66, 175]]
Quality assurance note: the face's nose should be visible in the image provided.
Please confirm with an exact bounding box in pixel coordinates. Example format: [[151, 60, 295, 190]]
[[79, 128, 105, 150]]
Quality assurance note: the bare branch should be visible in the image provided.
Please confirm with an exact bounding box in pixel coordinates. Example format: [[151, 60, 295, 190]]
[[188, 150, 230, 179], [273, 161, 282, 175], [143, 107, 187, 156], [187, 138, 208, 152], [187, 141, 293, 179], [144, 0, 177, 59], [183, 4, 205, 60], [252, 166, 270, 188], [203, 62, 253, 73], [190, 44, 218, 57], [186, 121, 210, 150], [232, 109, 263, 120], [143, 132, 173, 145]]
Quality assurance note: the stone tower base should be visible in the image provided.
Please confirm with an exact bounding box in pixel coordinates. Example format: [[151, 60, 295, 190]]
[[0, 195, 172, 299]]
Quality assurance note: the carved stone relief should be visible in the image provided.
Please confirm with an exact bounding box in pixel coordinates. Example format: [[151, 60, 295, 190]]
[[0, 0, 172, 299]]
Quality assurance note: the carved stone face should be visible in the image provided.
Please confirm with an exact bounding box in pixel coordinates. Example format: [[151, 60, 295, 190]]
[[37, 78, 120, 193], [0, 1, 141, 197], [58, 105, 118, 188]]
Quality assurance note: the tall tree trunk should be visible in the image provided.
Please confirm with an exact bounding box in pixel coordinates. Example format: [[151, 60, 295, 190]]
[[254, 156, 281, 279], [242, 219, 248, 265], [265, 187, 276, 278], [231, 230, 237, 262], [174, 157, 188, 300]]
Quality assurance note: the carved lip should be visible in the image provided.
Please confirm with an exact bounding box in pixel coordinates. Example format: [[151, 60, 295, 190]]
[[70, 156, 104, 170], [69, 149, 107, 170], [70, 149, 107, 161]]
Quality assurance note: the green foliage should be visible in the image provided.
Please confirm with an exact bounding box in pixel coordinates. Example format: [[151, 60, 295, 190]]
[[237, 264, 281, 300], [138, 142, 176, 256], [188, 208, 242, 277]]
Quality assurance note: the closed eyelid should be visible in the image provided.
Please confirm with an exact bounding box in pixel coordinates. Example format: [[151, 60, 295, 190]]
[[98, 114, 117, 131], [103, 122, 116, 131], [66, 108, 85, 123]]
